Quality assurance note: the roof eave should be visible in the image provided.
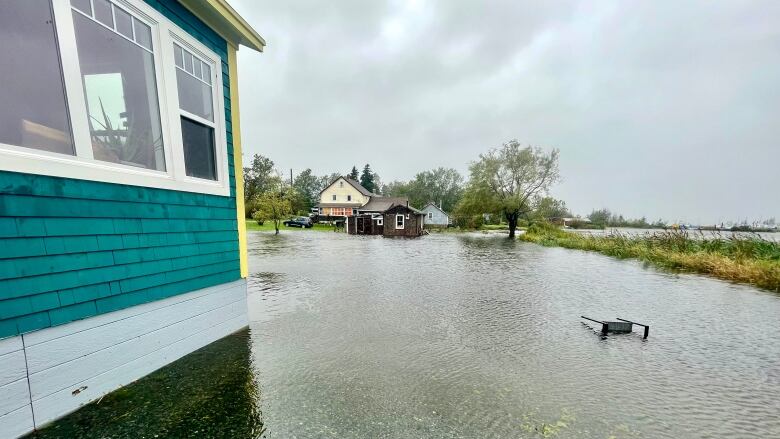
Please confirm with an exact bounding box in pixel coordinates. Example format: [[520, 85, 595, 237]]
[[179, 0, 265, 52]]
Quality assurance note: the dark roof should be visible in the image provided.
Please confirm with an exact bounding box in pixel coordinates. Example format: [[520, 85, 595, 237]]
[[319, 177, 373, 197], [358, 197, 408, 212], [360, 197, 423, 214], [345, 178, 373, 196], [386, 203, 424, 215]]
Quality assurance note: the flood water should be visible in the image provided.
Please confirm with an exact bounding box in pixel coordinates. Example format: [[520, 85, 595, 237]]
[[247, 231, 780, 438]]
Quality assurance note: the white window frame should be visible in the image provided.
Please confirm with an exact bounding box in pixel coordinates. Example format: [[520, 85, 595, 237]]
[[428, 212, 433, 219], [395, 214, 404, 229], [332, 195, 337, 201], [0, 0, 230, 196]]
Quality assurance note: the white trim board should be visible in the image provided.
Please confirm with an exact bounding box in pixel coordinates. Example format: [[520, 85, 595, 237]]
[[0, 278, 248, 439]]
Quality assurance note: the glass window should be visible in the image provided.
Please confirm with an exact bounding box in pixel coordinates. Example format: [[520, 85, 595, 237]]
[[174, 45, 214, 121], [347, 195, 352, 201], [181, 117, 216, 180], [133, 18, 152, 51], [332, 195, 337, 201], [114, 6, 133, 39], [93, 0, 113, 28], [173, 44, 217, 180], [0, 1, 74, 155], [174, 45, 184, 68], [396, 215, 404, 228], [72, 6, 166, 171], [71, 0, 92, 15]]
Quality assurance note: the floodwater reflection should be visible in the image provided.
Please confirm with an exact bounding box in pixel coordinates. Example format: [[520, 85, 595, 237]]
[[248, 231, 780, 439]]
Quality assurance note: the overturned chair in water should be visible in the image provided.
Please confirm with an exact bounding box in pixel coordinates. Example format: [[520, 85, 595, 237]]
[[581, 316, 650, 338]]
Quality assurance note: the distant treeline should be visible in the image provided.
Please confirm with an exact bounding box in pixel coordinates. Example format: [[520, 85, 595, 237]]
[[242, 150, 776, 233]]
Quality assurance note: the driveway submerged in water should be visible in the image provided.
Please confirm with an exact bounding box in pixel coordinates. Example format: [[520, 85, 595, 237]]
[[248, 231, 780, 438]]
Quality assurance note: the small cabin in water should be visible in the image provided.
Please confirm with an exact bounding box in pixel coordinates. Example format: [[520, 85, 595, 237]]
[[347, 203, 425, 237]]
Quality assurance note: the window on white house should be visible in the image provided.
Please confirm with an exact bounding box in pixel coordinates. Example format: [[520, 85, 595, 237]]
[[332, 194, 337, 201], [339, 181, 343, 188], [347, 195, 352, 201], [0, 1, 74, 155], [173, 43, 217, 180], [72, 1, 166, 171], [396, 214, 404, 229], [428, 212, 433, 219]]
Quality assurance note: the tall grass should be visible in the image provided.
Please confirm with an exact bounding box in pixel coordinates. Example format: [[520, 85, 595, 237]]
[[520, 223, 780, 292]]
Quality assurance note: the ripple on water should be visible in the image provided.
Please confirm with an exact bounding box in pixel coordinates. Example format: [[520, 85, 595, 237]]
[[246, 231, 780, 438]]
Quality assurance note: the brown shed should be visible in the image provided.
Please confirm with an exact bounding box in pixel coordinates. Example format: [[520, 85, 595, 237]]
[[382, 204, 425, 237], [347, 214, 384, 235]]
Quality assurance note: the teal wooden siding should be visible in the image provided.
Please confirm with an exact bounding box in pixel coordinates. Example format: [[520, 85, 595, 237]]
[[0, 0, 240, 339]]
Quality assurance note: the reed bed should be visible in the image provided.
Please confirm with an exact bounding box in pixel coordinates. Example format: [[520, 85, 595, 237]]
[[521, 223, 780, 292]]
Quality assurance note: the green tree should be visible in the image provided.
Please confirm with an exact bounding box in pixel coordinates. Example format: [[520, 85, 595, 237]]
[[588, 208, 611, 226], [457, 140, 560, 238], [383, 168, 464, 212], [243, 154, 280, 217], [243, 154, 276, 199], [348, 166, 359, 180], [252, 182, 294, 235], [531, 196, 570, 221], [415, 167, 463, 212], [360, 164, 376, 193], [381, 180, 411, 197], [292, 168, 321, 212]]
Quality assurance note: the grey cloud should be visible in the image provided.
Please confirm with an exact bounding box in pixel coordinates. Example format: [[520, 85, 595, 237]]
[[231, 0, 780, 223]]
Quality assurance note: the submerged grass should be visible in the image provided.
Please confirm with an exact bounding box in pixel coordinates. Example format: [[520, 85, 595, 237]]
[[27, 329, 264, 439], [520, 223, 780, 292], [246, 220, 334, 232]]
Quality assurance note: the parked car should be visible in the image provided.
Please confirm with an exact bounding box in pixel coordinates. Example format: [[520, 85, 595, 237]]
[[283, 216, 313, 228]]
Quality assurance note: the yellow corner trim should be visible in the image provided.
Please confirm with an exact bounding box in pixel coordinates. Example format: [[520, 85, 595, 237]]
[[228, 46, 249, 278]]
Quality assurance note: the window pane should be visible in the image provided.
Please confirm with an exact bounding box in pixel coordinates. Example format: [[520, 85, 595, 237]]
[[175, 69, 214, 121], [71, 0, 92, 15], [133, 18, 152, 50], [93, 0, 113, 28], [193, 58, 202, 78], [201, 62, 211, 81], [174, 45, 183, 68], [73, 11, 165, 171], [0, 1, 74, 155], [114, 6, 133, 39], [183, 52, 193, 74], [181, 117, 216, 180]]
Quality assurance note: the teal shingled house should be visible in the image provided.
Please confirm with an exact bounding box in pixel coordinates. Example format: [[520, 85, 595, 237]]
[[0, 1, 263, 436]]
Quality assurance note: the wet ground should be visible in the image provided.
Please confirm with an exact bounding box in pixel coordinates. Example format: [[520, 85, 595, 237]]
[[29, 231, 780, 438], [24, 329, 262, 439]]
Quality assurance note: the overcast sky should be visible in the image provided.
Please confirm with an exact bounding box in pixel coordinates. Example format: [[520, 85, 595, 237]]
[[231, 0, 779, 224]]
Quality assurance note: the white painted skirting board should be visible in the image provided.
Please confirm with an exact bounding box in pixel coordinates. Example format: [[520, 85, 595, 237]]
[[0, 279, 248, 439]]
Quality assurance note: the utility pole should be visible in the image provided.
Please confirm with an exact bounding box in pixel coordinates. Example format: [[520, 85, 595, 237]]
[[290, 168, 293, 188]]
